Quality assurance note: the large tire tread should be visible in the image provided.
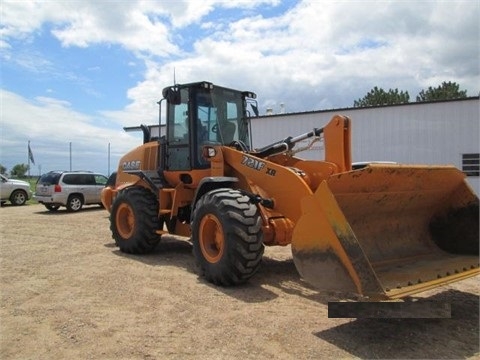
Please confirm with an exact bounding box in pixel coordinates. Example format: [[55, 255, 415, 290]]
[[110, 186, 161, 254], [192, 188, 264, 286]]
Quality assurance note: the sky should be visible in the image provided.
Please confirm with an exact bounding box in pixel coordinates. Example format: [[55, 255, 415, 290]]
[[1, 0, 479, 176]]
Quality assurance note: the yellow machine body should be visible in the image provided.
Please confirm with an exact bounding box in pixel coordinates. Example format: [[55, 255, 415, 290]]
[[103, 84, 479, 300]]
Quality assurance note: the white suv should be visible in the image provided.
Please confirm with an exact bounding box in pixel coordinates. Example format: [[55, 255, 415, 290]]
[[34, 171, 108, 212], [0, 174, 33, 206]]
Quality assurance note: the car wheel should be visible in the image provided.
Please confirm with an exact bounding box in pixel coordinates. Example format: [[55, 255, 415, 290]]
[[45, 204, 60, 212], [10, 190, 27, 206], [66, 195, 83, 212]]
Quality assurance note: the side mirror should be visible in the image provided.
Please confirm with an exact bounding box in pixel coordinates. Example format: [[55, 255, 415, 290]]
[[250, 103, 259, 117], [162, 87, 181, 105]]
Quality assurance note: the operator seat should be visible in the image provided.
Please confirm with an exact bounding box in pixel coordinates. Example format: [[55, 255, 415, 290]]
[[220, 121, 236, 144]]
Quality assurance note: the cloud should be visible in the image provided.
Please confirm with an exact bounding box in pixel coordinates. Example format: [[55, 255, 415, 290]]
[[0, 90, 139, 173], [3, 1, 478, 110], [103, 0, 477, 116], [1, 0, 280, 56], [0, 0, 478, 174]]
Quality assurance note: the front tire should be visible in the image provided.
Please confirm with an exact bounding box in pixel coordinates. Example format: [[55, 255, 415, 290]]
[[66, 195, 83, 212], [110, 186, 161, 254], [10, 190, 27, 206], [191, 188, 264, 286]]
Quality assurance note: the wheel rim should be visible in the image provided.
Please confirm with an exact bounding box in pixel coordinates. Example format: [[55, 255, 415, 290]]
[[116, 203, 135, 239], [13, 192, 26, 205], [70, 198, 82, 211], [199, 214, 224, 263]]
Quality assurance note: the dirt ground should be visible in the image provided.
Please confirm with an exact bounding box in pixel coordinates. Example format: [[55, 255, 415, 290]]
[[1, 203, 479, 360]]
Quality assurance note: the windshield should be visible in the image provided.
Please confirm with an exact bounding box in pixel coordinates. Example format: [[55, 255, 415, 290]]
[[197, 86, 249, 147]]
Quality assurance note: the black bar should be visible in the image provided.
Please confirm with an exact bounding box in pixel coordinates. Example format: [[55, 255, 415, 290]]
[[328, 301, 451, 319], [462, 153, 479, 159]]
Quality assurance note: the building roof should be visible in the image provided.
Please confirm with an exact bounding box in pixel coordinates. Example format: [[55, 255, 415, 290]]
[[257, 96, 480, 119]]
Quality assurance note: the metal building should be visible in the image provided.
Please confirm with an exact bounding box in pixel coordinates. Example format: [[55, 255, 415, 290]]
[[133, 97, 479, 194], [250, 97, 479, 195]]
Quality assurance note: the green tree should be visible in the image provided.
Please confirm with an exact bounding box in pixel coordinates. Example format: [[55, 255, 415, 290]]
[[416, 81, 468, 102], [354, 87, 410, 107], [10, 164, 29, 178], [0, 164, 7, 175]]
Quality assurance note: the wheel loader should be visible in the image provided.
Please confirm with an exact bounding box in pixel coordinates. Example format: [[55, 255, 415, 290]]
[[102, 81, 479, 301]]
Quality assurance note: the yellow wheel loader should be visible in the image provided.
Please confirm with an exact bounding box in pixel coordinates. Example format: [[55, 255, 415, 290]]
[[102, 81, 479, 301]]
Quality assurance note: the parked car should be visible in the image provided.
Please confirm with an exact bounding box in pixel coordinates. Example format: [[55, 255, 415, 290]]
[[0, 174, 33, 206], [34, 170, 108, 212]]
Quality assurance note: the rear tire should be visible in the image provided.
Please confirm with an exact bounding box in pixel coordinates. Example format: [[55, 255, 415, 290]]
[[66, 195, 83, 212], [191, 188, 264, 286], [45, 204, 60, 211], [10, 190, 27, 206], [110, 186, 161, 254]]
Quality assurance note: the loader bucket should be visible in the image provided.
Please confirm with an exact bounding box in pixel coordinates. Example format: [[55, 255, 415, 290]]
[[291, 164, 479, 300]]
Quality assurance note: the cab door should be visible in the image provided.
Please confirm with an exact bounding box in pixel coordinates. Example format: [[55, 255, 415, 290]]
[[166, 88, 191, 171]]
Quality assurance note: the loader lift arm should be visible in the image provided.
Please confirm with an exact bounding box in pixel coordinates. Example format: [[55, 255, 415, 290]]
[[253, 127, 325, 158], [252, 116, 352, 173]]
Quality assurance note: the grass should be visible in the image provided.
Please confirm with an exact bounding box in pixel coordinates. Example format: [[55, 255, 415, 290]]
[[25, 177, 39, 205]]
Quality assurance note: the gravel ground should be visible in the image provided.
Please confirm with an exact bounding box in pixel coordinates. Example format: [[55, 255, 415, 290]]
[[1, 203, 479, 359]]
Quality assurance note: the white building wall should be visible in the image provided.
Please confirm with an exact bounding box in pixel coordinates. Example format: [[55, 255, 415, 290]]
[[250, 98, 480, 194]]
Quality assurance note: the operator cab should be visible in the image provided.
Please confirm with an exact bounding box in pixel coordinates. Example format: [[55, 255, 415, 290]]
[[162, 81, 257, 171]]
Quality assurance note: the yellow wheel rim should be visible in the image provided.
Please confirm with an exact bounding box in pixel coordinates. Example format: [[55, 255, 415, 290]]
[[199, 214, 225, 263], [116, 203, 135, 239]]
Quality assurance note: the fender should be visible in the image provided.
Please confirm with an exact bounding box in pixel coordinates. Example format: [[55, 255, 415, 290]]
[[101, 178, 146, 213], [191, 176, 238, 213]]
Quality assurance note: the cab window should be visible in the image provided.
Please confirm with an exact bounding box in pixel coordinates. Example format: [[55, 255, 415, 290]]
[[168, 89, 189, 144]]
